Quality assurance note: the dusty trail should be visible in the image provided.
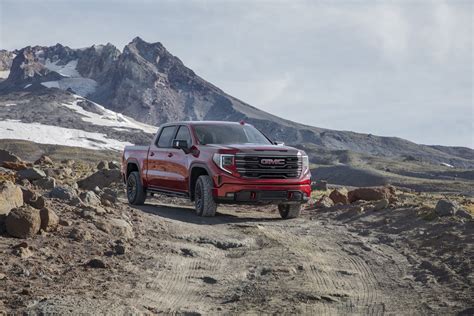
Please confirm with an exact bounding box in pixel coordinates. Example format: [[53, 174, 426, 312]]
[[101, 202, 445, 314], [6, 199, 472, 315]]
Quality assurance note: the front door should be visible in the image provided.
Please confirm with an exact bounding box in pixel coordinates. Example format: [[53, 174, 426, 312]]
[[146, 125, 191, 193]]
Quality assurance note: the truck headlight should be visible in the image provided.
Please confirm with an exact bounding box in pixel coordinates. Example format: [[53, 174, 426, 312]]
[[298, 151, 309, 174], [213, 153, 234, 174]]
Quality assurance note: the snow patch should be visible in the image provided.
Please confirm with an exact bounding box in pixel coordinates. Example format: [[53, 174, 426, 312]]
[[42, 59, 97, 96], [0, 120, 132, 151], [41, 78, 98, 97], [61, 96, 156, 133], [440, 162, 454, 168], [0, 70, 10, 78], [44, 59, 80, 77]]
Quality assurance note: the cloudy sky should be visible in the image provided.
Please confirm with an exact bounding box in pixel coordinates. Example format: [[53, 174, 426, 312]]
[[1, 0, 472, 147]]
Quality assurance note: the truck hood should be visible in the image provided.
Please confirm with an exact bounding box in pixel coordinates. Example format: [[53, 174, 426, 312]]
[[205, 143, 301, 155]]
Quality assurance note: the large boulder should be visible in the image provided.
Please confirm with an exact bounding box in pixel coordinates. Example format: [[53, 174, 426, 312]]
[[39, 207, 59, 232], [18, 168, 46, 181], [348, 186, 396, 203], [0, 149, 21, 164], [435, 199, 459, 217], [5, 206, 41, 238], [50, 186, 77, 201], [94, 218, 134, 239], [2, 161, 28, 171], [34, 177, 56, 190], [329, 189, 349, 205], [77, 169, 122, 190], [21, 188, 46, 210], [0, 180, 24, 215]]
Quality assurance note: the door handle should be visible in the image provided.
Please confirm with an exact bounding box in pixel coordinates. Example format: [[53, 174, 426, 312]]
[[168, 153, 173, 158], [150, 152, 155, 157]]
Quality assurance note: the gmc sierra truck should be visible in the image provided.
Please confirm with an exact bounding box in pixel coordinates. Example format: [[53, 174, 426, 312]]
[[121, 121, 312, 219]]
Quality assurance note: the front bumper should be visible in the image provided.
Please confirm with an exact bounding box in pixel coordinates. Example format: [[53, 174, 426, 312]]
[[213, 183, 311, 205]]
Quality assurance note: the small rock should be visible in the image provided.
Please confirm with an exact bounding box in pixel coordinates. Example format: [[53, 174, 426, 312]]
[[314, 195, 334, 209], [34, 155, 53, 165], [59, 219, 72, 226], [329, 189, 349, 205], [0, 149, 21, 164], [5, 206, 41, 238], [373, 199, 389, 211], [101, 192, 117, 205], [21, 188, 45, 210], [40, 208, 59, 232], [114, 244, 126, 255], [85, 258, 107, 269], [97, 161, 109, 170], [108, 161, 121, 170], [33, 177, 56, 190], [0, 180, 24, 215], [18, 168, 46, 181], [0, 273, 6, 280], [95, 218, 134, 239], [435, 199, 459, 217], [311, 180, 327, 191], [79, 191, 101, 206], [50, 186, 77, 201], [456, 209, 472, 220], [14, 246, 33, 259], [69, 227, 92, 242]]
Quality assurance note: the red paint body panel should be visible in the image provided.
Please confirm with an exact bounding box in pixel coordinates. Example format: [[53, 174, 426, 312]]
[[122, 121, 312, 203]]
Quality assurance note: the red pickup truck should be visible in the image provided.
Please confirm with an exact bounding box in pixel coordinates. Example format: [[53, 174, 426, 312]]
[[121, 121, 311, 219]]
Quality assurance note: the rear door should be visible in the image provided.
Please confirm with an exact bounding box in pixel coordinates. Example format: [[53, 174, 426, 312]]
[[146, 125, 177, 189]]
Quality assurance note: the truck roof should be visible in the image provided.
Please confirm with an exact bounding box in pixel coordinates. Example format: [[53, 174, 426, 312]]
[[160, 121, 251, 127]]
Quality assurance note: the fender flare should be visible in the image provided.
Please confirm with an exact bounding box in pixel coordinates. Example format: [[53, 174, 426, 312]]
[[188, 162, 214, 200], [125, 158, 142, 184]]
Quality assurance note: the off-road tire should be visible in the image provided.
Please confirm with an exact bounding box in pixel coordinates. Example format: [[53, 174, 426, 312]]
[[195, 175, 217, 217], [127, 171, 146, 205], [278, 204, 301, 219]]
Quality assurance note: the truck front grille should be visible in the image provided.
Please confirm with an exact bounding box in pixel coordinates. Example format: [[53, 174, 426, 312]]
[[235, 154, 302, 179]]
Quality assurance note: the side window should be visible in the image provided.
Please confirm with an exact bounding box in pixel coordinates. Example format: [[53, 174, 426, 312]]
[[175, 126, 192, 144], [156, 126, 176, 148]]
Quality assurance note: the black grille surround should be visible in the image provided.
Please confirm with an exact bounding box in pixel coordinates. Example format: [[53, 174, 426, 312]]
[[235, 154, 302, 179]]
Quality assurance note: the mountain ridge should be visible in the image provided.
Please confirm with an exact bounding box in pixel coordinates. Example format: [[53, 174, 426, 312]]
[[0, 37, 472, 168]]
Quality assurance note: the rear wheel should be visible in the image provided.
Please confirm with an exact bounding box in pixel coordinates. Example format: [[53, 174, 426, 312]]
[[195, 175, 217, 217], [278, 204, 301, 219], [127, 171, 146, 205]]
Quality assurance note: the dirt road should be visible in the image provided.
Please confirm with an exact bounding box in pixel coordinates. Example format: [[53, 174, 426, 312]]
[[10, 197, 470, 315]]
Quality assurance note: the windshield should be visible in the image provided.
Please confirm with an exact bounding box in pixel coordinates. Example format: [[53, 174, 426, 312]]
[[194, 124, 271, 145]]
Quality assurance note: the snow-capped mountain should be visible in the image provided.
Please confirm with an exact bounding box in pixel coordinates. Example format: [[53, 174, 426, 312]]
[[0, 37, 472, 168], [0, 90, 155, 151]]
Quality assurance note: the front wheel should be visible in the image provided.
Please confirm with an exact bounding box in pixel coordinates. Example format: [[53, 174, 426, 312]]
[[195, 175, 217, 217], [278, 204, 301, 219], [127, 171, 146, 205]]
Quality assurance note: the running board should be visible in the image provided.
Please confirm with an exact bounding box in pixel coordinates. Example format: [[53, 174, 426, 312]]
[[147, 188, 189, 198]]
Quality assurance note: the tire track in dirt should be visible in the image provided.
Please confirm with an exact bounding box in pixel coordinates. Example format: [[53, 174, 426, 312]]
[[254, 221, 384, 315]]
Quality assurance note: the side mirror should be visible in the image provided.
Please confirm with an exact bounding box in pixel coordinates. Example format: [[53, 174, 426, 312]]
[[274, 141, 285, 146], [173, 139, 190, 153]]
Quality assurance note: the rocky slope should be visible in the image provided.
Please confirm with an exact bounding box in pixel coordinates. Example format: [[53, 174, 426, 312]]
[[0, 37, 472, 168], [0, 148, 472, 314]]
